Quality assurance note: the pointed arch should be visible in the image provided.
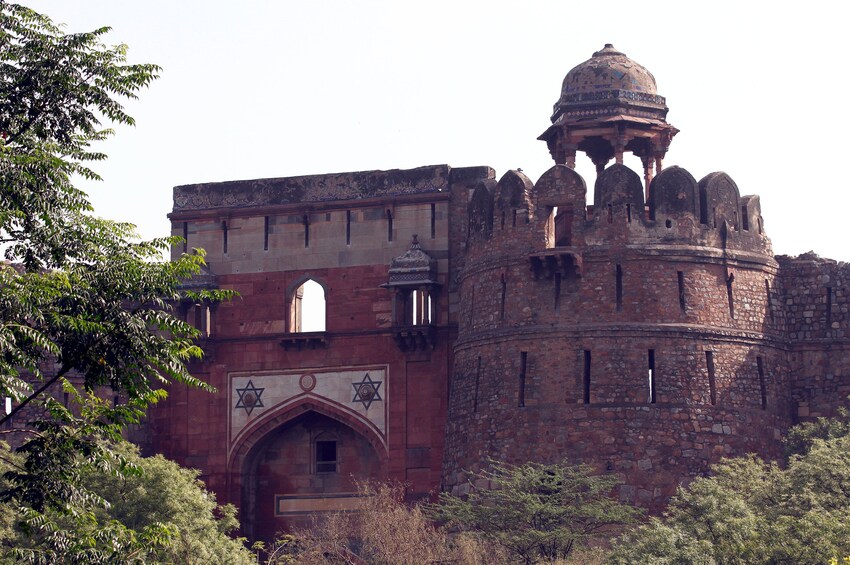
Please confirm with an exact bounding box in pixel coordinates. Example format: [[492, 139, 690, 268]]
[[698, 172, 741, 230], [496, 169, 534, 227], [594, 164, 644, 215], [286, 275, 328, 332], [468, 179, 496, 240], [648, 166, 699, 222], [228, 397, 387, 541]]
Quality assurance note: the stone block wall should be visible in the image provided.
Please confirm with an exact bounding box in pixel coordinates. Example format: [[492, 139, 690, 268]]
[[444, 164, 792, 510], [778, 254, 850, 420]]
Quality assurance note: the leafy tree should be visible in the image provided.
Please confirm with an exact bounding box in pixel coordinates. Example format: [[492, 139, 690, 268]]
[[0, 429, 255, 564], [607, 424, 850, 564], [431, 460, 641, 564], [784, 403, 850, 457], [83, 441, 254, 564], [0, 2, 234, 560]]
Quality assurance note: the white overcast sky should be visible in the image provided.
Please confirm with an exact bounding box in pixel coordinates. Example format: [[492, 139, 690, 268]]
[[21, 0, 850, 261]]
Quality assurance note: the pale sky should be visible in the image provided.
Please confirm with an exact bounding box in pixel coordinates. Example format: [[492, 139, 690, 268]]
[[21, 1, 850, 261]]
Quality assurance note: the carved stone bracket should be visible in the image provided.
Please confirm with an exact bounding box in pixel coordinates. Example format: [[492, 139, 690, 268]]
[[529, 250, 583, 279], [392, 325, 436, 352], [280, 333, 328, 351]]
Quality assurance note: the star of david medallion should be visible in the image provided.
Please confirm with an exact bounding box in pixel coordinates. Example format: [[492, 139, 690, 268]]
[[352, 373, 383, 410], [235, 380, 265, 415]]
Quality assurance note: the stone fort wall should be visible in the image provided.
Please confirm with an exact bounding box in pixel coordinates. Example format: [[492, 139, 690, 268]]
[[442, 162, 847, 510], [141, 158, 850, 537]]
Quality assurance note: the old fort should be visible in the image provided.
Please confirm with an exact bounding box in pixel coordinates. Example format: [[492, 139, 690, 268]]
[[141, 45, 850, 541]]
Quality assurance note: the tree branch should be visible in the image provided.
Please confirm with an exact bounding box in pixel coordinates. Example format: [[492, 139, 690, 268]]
[[0, 362, 71, 427]]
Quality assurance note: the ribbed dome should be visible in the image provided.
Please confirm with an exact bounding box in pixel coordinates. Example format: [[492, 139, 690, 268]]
[[561, 44, 657, 97]]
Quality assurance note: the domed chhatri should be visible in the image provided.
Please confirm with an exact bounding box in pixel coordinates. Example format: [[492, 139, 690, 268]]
[[561, 43, 658, 98], [540, 44, 678, 195]]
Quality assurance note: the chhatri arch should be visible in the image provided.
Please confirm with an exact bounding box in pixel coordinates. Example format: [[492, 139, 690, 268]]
[[538, 44, 678, 198]]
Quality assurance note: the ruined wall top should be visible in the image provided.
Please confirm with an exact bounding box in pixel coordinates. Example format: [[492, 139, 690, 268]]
[[172, 165, 492, 212]]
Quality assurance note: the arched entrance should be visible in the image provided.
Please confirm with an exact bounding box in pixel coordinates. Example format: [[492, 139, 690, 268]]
[[233, 405, 385, 542]]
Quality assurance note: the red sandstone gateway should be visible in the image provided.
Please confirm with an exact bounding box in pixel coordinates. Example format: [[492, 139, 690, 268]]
[[139, 45, 850, 542]]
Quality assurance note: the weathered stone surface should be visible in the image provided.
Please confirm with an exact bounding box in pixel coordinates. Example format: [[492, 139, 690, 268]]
[[139, 50, 850, 542]]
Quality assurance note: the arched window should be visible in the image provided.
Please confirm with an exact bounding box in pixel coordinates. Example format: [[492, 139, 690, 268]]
[[290, 278, 326, 332]]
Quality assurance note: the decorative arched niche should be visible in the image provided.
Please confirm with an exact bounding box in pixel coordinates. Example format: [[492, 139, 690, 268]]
[[698, 172, 741, 231], [495, 170, 534, 230], [468, 179, 496, 242], [594, 164, 644, 224], [648, 166, 699, 224]]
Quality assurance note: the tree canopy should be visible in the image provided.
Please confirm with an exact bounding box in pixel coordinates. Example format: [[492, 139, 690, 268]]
[[0, 2, 234, 561], [431, 460, 641, 564], [607, 410, 850, 565]]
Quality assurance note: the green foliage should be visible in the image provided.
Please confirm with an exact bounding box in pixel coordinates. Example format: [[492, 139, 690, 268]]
[[0, 434, 254, 564], [0, 2, 236, 561], [431, 460, 641, 564], [608, 429, 850, 564], [82, 442, 254, 564], [784, 403, 850, 457]]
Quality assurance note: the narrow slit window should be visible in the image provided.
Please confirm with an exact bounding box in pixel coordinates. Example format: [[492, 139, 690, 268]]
[[607, 203, 613, 224], [386, 209, 393, 242], [263, 216, 270, 251], [346, 210, 351, 245], [706, 351, 717, 406], [757, 356, 767, 409], [554, 272, 562, 312], [615, 264, 623, 312], [712, 207, 717, 229], [512, 209, 518, 227], [741, 205, 749, 231], [430, 203, 436, 239], [222, 221, 228, 254], [182, 221, 188, 252], [518, 352, 527, 407], [500, 210, 506, 230], [677, 271, 687, 313], [726, 274, 735, 319], [648, 349, 656, 404], [316, 440, 337, 473], [827, 287, 833, 326], [626, 203, 632, 223], [765, 279, 774, 322], [500, 275, 506, 320], [474, 356, 481, 413], [303, 215, 310, 248], [583, 350, 591, 404]]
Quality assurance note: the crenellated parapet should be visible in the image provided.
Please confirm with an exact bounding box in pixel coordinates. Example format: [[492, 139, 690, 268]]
[[463, 163, 771, 262]]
